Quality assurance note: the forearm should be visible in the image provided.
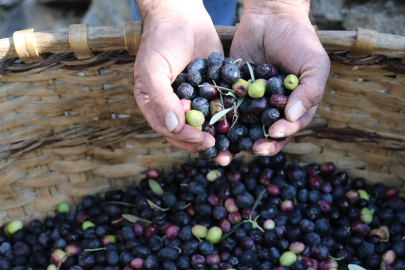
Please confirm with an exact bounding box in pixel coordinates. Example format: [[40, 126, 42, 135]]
[[244, 0, 310, 16], [136, 0, 205, 20]]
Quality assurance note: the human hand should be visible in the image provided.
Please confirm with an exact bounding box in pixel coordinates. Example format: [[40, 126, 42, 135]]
[[133, 0, 233, 165], [230, 0, 330, 156]]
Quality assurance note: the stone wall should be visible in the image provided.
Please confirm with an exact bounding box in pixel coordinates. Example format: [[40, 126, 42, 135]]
[[237, 0, 405, 36], [1, 0, 404, 39]]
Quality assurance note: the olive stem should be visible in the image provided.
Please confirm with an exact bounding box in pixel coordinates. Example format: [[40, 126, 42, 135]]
[[195, 235, 202, 244], [329, 255, 345, 261], [57, 254, 70, 270], [232, 58, 242, 65], [247, 215, 264, 232], [262, 125, 271, 139], [198, 84, 234, 92], [299, 69, 317, 81], [171, 246, 182, 253], [182, 203, 191, 209], [84, 248, 107, 252]]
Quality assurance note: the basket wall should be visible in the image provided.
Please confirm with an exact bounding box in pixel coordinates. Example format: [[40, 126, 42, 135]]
[[0, 23, 404, 225]]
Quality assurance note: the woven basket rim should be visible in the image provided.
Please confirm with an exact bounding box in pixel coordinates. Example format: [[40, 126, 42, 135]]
[[1, 23, 405, 62]]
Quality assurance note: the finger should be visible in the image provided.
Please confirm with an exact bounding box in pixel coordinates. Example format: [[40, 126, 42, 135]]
[[166, 137, 199, 153], [134, 50, 188, 135], [285, 55, 330, 123], [166, 132, 215, 153], [212, 150, 233, 166], [252, 137, 292, 156], [268, 106, 317, 138], [136, 94, 204, 143]]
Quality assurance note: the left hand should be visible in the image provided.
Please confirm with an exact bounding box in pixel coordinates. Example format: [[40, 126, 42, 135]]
[[230, 0, 330, 157]]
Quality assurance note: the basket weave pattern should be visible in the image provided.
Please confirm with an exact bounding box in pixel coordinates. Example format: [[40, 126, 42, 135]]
[[0, 22, 404, 225]]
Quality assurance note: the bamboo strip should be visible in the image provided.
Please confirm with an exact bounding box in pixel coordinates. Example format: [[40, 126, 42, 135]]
[[1, 26, 405, 60]]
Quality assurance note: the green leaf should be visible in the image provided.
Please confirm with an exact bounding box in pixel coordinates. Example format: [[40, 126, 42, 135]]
[[246, 62, 255, 82], [251, 189, 266, 216], [225, 91, 238, 100], [147, 199, 170, 212], [111, 217, 124, 224], [348, 265, 367, 270], [236, 96, 245, 109], [106, 201, 137, 208], [216, 221, 247, 244], [293, 196, 298, 206], [122, 214, 152, 224], [381, 261, 387, 270], [209, 107, 232, 125], [149, 179, 164, 197]]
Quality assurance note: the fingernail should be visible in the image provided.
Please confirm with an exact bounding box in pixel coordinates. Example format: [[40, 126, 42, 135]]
[[269, 131, 286, 138], [287, 100, 306, 122], [254, 149, 270, 155], [165, 111, 179, 133], [185, 138, 203, 143]]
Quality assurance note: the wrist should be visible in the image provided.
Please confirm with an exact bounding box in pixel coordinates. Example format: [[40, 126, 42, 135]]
[[137, 0, 204, 22], [244, 0, 310, 17]]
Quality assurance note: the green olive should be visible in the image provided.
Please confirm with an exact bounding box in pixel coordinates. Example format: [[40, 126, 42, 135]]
[[248, 79, 266, 98], [47, 264, 58, 270], [284, 74, 299, 90], [358, 189, 369, 201], [186, 110, 205, 127], [206, 226, 222, 244], [206, 170, 222, 182], [280, 251, 297, 267], [58, 203, 70, 213], [82, 221, 95, 230], [192, 224, 208, 239], [360, 207, 373, 224], [6, 220, 23, 235]]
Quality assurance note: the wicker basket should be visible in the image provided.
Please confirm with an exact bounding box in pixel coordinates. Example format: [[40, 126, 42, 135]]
[[0, 22, 404, 226]]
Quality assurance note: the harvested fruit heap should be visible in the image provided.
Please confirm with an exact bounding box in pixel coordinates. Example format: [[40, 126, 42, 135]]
[[1, 153, 405, 270], [173, 52, 306, 160]]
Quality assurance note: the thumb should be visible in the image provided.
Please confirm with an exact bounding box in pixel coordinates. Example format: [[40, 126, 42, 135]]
[[135, 51, 186, 134], [284, 61, 329, 123]]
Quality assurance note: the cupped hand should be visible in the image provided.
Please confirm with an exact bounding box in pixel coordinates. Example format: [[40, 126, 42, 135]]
[[133, 1, 232, 165], [230, 0, 330, 157]]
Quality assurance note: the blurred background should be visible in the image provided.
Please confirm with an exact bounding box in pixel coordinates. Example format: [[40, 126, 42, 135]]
[[0, 0, 404, 38]]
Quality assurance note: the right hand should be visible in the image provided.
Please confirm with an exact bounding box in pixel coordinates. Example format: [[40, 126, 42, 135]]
[[133, 0, 233, 165]]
